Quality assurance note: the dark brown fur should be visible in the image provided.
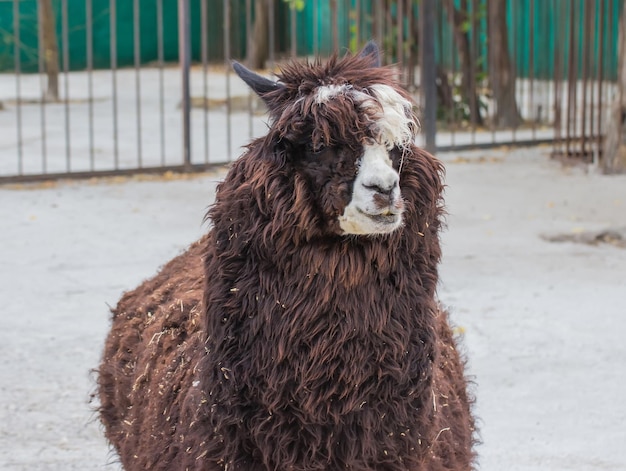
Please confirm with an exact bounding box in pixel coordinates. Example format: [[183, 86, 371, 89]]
[[98, 48, 476, 471]]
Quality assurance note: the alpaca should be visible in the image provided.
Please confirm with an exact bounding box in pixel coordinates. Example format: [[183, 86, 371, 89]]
[[98, 42, 476, 471]]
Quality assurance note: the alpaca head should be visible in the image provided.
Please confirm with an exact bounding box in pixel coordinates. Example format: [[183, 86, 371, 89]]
[[233, 42, 419, 236]]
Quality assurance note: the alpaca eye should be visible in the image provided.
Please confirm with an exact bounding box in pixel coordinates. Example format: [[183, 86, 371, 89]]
[[306, 143, 326, 155], [389, 147, 404, 169]]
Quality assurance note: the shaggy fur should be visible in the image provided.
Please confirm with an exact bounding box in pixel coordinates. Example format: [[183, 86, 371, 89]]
[[98, 45, 476, 471]]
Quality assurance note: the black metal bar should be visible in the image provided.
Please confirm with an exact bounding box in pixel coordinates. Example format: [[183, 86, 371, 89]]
[[313, 0, 319, 56], [565, 0, 577, 157], [436, 1, 444, 91], [470, 0, 478, 144], [597, 0, 606, 158], [133, 0, 143, 167], [0, 163, 229, 185], [588, 0, 597, 161], [201, 0, 210, 162], [179, 0, 191, 166], [383, 1, 393, 65], [529, 0, 535, 139], [375, 0, 383, 48], [581, 0, 591, 157], [344, 1, 350, 52], [536, 1, 554, 124], [246, 0, 253, 139], [437, 137, 560, 153], [13, 0, 23, 175], [110, 0, 119, 168], [291, 2, 297, 57], [157, 0, 166, 165], [480, 0, 488, 126], [434, 2, 444, 136], [86, 0, 95, 170], [449, 0, 456, 148], [37, 0, 47, 173], [486, 0, 493, 141], [61, 0, 71, 171], [609, 0, 616, 104], [397, 0, 403, 68], [224, 0, 232, 160], [511, 0, 517, 143], [406, 0, 413, 88], [421, 0, 437, 153], [602, 0, 615, 158], [553, 0, 564, 156], [355, 0, 361, 49], [268, 0, 275, 68], [331, 0, 339, 54], [607, 0, 615, 89], [233, 0, 241, 60]]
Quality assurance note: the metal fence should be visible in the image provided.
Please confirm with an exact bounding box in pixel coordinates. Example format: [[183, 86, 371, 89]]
[[3, 0, 264, 182], [0, 0, 620, 183], [429, 0, 620, 162]]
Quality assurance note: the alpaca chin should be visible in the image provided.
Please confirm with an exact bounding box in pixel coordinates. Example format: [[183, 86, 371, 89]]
[[338, 206, 403, 235]]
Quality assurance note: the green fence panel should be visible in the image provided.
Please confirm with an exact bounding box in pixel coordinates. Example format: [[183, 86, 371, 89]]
[[0, 0, 620, 78], [0, 0, 38, 71], [298, 0, 372, 56], [0, 0, 249, 72]]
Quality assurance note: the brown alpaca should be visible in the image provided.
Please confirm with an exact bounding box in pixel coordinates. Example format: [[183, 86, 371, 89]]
[[98, 42, 476, 471]]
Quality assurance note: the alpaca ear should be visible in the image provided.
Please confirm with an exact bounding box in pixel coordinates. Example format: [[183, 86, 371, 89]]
[[360, 41, 381, 68], [232, 61, 285, 104]]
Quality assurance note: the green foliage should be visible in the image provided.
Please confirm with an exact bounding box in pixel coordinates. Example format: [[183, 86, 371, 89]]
[[0, 10, 41, 72], [437, 0, 489, 126], [0, 28, 13, 70], [283, 0, 305, 11], [460, 1, 486, 33], [348, 8, 359, 53], [437, 71, 489, 125]]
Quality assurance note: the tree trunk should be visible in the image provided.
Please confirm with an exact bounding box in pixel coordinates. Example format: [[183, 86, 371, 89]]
[[437, 66, 454, 113], [602, 0, 626, 173], [246, 0, 269, 69], [487, 0, 521, 128], [330, 0, 338, 52], [441, 0, 483, 126], [39, 0, 59, 101], [406, 1, 417, 90]]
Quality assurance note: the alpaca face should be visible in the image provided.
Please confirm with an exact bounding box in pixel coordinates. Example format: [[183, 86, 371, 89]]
[[338, 142, 404, 234], [332, 84, 415, 235]]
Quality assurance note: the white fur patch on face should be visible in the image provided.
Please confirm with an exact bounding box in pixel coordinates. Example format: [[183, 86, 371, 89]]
[[315, 84, 351, 104], [339, 143, 404, 235], [314, 83, 416, 150], [355, 84, 417, 150]]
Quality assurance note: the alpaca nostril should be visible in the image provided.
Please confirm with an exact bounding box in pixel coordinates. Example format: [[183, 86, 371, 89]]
[[363, 182, 396, 196]]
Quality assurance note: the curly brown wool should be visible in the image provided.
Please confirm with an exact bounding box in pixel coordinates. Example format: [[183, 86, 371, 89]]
[[98, 42, 477, 471]]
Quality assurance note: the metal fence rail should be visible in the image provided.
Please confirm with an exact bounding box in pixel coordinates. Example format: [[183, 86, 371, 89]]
[[0, 0, 620, 183]]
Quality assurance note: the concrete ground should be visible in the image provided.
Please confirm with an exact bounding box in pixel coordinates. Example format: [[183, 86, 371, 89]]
[[1, 146, 625, 470]]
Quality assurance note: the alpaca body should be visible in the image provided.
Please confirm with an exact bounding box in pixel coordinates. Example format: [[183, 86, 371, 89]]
[[99, 44, 476, 470]]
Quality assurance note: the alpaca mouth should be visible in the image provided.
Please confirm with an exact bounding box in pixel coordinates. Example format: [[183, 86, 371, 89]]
[[357, 208, 401, 225]]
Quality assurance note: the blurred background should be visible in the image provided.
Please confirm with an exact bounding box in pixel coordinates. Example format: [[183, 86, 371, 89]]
[[1, 0, 625, 181]]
